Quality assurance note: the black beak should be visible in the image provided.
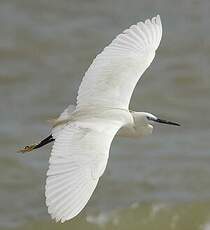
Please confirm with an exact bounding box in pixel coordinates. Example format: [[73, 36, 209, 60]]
[[155, 118, 180, 126]]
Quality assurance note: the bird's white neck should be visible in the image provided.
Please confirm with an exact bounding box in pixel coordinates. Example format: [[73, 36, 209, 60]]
[[117, 111, 153, 138]]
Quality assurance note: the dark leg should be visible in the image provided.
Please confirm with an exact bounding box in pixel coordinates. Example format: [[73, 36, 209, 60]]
[[33, 135, 55, 149], [17, 134, 55, 153]]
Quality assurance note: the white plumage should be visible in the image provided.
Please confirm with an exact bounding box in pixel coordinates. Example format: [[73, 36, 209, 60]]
[[76, 15, 162, 109], [46, 118, 124, 222], [45, 15, 163, 222], [51, 104, 76, 139]]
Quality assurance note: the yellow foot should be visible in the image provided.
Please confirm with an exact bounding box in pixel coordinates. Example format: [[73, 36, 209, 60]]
[[17, 144, 37, 153]]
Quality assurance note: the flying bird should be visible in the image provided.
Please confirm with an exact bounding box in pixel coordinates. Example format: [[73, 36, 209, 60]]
[[18, 15, 180, 223]]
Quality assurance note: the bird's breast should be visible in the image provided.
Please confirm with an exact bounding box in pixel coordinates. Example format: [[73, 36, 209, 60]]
[[117, 123, 153, 138]]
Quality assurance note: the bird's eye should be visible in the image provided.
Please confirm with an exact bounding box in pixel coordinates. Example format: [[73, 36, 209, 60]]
[[146, 116, 152, 120]]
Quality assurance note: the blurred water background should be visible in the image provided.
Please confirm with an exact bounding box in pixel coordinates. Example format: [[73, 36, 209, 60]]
[[0, 0, 210, 229]]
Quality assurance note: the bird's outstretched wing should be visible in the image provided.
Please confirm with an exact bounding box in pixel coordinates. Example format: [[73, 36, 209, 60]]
[[45, 119, 123, 222], [77, 15, 162, 110]]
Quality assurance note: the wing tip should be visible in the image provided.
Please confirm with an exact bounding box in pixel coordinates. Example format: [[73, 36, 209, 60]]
[[155, 14, 162, 27], [156, 14, 161, 21], [139, 14, 162, 50], [46, 205, 79, 223], [145, 14, 161, 23]]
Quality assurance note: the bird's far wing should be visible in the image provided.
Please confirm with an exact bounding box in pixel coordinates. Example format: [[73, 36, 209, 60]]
[[57, 104, 76, 120], [76, 15, 162, 110], [51, 104, 76, 139], [45, 119, 123, 222]]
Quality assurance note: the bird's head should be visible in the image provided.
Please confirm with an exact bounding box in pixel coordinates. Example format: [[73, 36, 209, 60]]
[[131, 112, 180, 137], [144, 112, 180, 127]]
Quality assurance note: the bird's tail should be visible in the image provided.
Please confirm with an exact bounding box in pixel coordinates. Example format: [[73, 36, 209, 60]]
[[17, 134, 55, 153]]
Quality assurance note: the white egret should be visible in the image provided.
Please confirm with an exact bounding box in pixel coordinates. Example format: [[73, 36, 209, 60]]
[[19, 15, 180, 223]]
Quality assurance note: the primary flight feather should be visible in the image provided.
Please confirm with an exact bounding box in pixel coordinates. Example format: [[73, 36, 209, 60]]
[[19, 15, 180, 223], [77, 15, 162, 109]]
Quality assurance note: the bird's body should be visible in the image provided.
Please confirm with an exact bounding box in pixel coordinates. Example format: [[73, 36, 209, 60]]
[[19, 15, 180, 223], [52, 106, 152, 139], [56, 106, 154, 137]]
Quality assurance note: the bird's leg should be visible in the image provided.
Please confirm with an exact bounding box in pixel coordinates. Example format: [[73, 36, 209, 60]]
[[17, 134, 55, 153]]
